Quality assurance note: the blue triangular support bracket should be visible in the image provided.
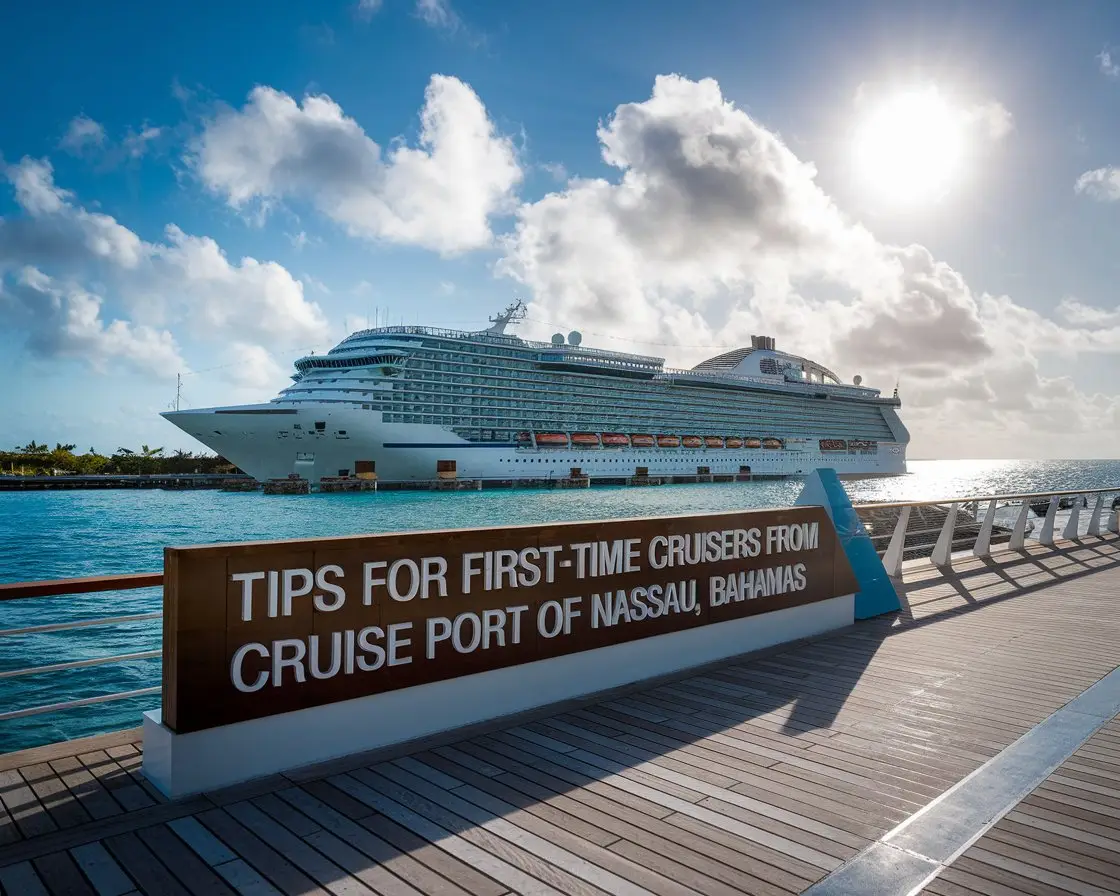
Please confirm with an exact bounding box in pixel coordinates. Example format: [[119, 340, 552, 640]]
[[796, 468, 901, 619]]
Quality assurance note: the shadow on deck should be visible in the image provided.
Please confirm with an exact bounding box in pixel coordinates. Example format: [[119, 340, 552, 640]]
[[2, 537, 1120, 895]]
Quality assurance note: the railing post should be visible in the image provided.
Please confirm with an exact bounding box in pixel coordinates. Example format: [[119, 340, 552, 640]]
[[1010, 501, 1031, 551], [1062, 494, 1084, 540], [931, 503, 958, 568], [973, 499, 998, 557], [1109, 508, 1120, 534], [1087, 495, 1106, 536], [1039, 495, 1060, 546], [882, 506, 911, 578]]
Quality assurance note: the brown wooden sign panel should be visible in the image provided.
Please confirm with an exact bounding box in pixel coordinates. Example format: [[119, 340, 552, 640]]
[[162, 507, 858, 733]]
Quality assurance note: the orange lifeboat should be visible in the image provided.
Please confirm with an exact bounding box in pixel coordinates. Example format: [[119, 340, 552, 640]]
[[601, 433, 630, 447], [725, 437, 743, 449], [762, 437, 783, 449], [744, 437, 762, 449], [570, 432, 600, 446], [656, 434, 681, 447], [682, 435, 703, 448], [704, 436, 724, 449], [534, 432, 569, 447], [630, 434, 655, 448]]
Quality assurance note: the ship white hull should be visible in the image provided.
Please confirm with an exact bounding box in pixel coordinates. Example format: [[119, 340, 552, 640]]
[[164, 405, 908, 486]]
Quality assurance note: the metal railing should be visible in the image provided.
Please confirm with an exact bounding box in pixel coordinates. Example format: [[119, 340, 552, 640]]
[[851, 487, 1120, 577], [2, 486, 1118, 725], [0, 572, 163, 722]]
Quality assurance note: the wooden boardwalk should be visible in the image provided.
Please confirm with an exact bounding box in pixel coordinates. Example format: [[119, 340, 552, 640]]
[[923, 713, 1120, 896], [2, 538, 1120, 896]]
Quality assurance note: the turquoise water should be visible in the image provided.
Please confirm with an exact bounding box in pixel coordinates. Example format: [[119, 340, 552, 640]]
[[2, 458, 1118, 752]]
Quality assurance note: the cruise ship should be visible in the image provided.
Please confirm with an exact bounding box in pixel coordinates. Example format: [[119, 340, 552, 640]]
[[162, 302, 909, 485]]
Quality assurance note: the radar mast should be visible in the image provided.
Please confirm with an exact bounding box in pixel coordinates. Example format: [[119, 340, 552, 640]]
[[487, 300, 527, 335]]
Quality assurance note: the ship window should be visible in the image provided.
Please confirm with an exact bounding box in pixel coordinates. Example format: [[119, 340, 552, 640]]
[[315, 421, 326, 431]]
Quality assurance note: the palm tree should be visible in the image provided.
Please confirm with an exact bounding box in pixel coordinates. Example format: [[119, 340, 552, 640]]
[[140, 445, 164, 458], [55, 443, 76, 452], [115, 447, 136, 456]]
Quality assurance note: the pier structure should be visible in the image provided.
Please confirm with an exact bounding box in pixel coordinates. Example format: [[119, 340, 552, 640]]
[[2, 480, 1120, 894]]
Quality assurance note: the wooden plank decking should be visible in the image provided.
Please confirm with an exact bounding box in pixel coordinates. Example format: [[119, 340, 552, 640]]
[[924, 712, 1120, 895], [1, 538, 1120, 895]]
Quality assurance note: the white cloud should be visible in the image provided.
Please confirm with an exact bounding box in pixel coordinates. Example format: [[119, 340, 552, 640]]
[[223, 342, 287, 391], [965, 100, 1014, 141], [1100, 50, 1120, 78], [122, 125, 162, 159], [1, 157, 145, 267], [415, 0, 459, 32], [498, 74, 1120, 458], [191, 75, 521, 254], [0, 158, 330, 371], [150, 225, 331, 343], [354, 0, 383, 20], [2, 266, 184, 375], [1075, 166, 1120, 201], [539, 161, 568, 182], [1057, 296, 1120, 328], [60, 115, 106, 154]]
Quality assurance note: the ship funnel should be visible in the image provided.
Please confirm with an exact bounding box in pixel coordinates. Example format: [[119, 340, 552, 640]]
[[750, 335, 776, 351]]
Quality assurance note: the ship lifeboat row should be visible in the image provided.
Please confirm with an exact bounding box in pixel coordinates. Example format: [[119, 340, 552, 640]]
[[517, 432, 786, 449]]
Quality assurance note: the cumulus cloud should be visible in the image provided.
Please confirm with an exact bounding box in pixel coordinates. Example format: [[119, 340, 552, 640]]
[[1075, 166, 1120, 201], [60, 115, 106, 155], [223, 342, 287, 391], [498, 74, 1120, 457], [2, 266, 184, 375], [1, 158, 145, 267], [191, 75, 521, 254], [0, 158, 330, 373]]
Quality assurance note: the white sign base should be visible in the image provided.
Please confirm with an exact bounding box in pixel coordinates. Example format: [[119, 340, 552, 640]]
[[142, 594, 853, 799]]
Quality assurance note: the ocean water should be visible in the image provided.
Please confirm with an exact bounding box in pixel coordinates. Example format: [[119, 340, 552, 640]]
[[1, 457, 1118, 752]]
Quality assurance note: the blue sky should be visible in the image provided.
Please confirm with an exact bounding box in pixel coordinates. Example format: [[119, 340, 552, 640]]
[[4, 0, 1120, 458]]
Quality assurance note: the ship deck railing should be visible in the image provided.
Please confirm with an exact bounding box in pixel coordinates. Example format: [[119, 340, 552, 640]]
[[332, 325, 666, 366]]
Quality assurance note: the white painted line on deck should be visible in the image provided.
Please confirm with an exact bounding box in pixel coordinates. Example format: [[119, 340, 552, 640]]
[[802, 665, 1120, 896]]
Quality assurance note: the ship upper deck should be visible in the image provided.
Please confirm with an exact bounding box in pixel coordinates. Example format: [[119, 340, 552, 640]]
[[308, 325, 887, 402]]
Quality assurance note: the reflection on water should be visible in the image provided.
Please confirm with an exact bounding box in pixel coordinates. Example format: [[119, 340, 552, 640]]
[[1, 457, 1118, 751]]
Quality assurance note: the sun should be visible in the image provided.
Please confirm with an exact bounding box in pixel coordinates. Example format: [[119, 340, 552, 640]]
[[852, 86, 966, 207]]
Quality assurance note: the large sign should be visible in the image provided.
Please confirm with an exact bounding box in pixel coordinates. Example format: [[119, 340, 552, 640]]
[[162, 507, 858, 733]]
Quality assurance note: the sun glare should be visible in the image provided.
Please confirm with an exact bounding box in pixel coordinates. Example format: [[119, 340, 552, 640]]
[[852, 86, 966, 207]]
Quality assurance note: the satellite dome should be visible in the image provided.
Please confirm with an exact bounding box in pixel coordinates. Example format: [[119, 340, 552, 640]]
[[567, 330, 582, 346], [551, 333, 564, 346], [853, 374, 863, 386]]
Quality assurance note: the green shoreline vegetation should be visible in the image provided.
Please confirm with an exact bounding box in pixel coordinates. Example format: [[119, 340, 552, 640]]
[[3, 441, 241, 477]]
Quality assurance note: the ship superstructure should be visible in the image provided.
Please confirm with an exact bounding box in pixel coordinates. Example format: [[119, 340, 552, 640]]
[[163, 302, 909, 484]]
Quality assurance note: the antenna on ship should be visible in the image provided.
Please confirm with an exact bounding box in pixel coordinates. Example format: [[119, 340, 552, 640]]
[[167, 372, 184, 412], [487, 299, 527, 335]]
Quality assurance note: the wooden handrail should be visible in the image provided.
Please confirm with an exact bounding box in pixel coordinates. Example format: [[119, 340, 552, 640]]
[[0, 572, 162, 602]]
